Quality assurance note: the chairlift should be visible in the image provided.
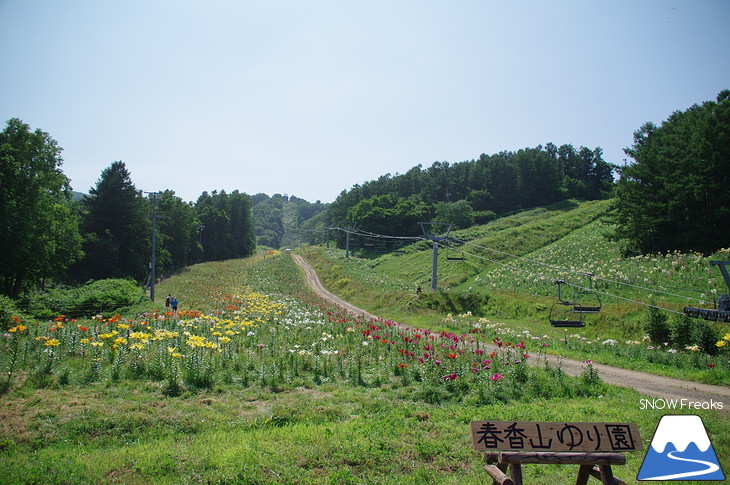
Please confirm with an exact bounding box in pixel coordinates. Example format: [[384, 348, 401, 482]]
[[392, 240, 406, 254], [446, 244, 465, 261], [572, 274, 602, 314], [548, 280, 585, 328], [683, 261, 730, 322]]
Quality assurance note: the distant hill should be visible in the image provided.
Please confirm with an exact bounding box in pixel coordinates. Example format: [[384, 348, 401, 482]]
[[252, 193, 328, 249], [71, 191, 87, 202]]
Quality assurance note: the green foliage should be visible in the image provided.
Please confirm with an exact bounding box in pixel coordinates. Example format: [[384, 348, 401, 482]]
[[0, 295, 27, 329], [195, 189, 256, 261], [253, 193, 327, 249], [693, 319, 721, 356], [347, 193, 428, 236], [327, 144, 613, 237], [670, 314, 695, 350], [25, 279, 143, 319], [72, 161, 150, 283], [613, 90, 730, 255], [155, 189, 202, 273], [0, 118, 82, 297], [411, 289, 489, 316], [643, 305, 670, 345], [432, 200, 474, 229]]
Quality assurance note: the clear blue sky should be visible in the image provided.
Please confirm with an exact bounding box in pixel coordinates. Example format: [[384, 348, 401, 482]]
[[2, 1, 728, 204]]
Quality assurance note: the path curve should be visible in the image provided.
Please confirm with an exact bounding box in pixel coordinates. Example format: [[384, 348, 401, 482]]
[[293, 254, 729, 410]]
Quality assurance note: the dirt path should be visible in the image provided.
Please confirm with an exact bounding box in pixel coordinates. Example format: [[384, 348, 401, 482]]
[[293, 254, 729, 411]]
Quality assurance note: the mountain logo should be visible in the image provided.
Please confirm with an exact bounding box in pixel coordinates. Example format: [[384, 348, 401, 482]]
[[637, 415, 725, 481]]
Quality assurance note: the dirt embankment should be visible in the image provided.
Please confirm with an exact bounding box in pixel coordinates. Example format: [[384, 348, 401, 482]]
[[292, 254, 729, 410]]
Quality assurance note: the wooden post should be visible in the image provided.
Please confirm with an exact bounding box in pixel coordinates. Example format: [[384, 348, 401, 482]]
[[576, 464, 593, 485], [484, 465, 514, 485], [508, 463, 523, 485]]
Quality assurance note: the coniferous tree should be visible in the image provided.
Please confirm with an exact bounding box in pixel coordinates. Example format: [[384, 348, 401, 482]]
[[614, 91, 730, 255], [73, 161, 150, 282]]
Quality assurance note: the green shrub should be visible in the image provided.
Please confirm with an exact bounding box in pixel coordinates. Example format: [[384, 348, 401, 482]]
[[643, 305, 670, 345], [25, 279, 144, 318], [0, 295, 27, 329], [411, 289, 489, 315], [694, 319, 720, 355], [670, 314, 695, 350]]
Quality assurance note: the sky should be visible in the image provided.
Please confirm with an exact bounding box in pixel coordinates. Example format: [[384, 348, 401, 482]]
[[1, 1, 728, 204]]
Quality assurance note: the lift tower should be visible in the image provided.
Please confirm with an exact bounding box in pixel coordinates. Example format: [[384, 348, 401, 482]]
[[418, 222, 454, 291]]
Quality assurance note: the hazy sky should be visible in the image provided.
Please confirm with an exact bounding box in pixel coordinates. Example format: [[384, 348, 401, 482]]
[[2, 1, 728, 203]]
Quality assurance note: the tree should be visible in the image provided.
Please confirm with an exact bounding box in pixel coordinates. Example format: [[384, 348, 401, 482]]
[[433, 200, 475, 229], [155, 190, 200, 273], [347, 194, 428, 236], [195, 190, 256, 261], [73, 161, 150, 282], [613, 91, 730, 255], [228, 190, 256, 258], [0, 119, 82, 297]]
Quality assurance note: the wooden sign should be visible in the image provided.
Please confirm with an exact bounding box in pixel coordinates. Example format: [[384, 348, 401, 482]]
[[471, 421, 642, 452]]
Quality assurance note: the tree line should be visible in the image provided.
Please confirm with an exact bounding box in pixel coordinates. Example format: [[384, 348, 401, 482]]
[[0, 119, 257, 298], [252, 193, 327, 249], [326, 142, 615, 237], [3, 90, 728, 297]]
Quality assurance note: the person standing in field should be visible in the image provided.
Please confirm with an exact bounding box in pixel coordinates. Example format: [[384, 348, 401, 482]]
[[165, 294, 172, 309], [171, 297, 178, 313]]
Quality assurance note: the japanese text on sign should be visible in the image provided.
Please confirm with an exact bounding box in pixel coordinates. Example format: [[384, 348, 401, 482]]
[[470, 421, 642, 452]]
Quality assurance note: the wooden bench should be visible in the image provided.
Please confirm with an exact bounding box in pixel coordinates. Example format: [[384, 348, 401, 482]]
[[471, 421, 642, 485]]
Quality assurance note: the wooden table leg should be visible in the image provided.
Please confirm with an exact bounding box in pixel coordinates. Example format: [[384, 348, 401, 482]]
[[509, 463, 523, 485], [575, 464, 592, 485]]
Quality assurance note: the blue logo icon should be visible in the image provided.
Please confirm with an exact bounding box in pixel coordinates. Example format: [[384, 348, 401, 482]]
[[638, 415, 725, 481]]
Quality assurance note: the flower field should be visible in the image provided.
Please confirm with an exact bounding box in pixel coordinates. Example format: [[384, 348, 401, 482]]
[[466, 219, 730, 305], [2, 251, 729, 484], [2, 252, 610, 402]]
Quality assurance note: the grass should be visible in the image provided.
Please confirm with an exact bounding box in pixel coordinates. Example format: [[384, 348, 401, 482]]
[[3, 373, 725, 484], [1, 200, 729, 484]]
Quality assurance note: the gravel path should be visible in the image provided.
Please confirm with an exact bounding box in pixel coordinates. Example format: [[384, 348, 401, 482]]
[[293, 254, 729, 411]]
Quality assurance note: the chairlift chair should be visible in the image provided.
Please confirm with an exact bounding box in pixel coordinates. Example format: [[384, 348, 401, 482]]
[[571, 274, 602, 314], [548, 301, 586, 328], [683, 261, 730, 322], [548, 279, 586, 327]]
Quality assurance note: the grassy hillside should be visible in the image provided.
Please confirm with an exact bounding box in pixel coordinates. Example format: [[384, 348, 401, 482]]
[[298, 199, 730, 384], [352, 199, 614, 291]]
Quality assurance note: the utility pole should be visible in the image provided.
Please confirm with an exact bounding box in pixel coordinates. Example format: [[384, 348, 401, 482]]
[[418, 222, 454, 291], [146, 191, 161, 302]]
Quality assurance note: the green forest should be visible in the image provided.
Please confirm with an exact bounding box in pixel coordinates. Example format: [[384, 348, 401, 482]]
[[1, 90, 729, 316]]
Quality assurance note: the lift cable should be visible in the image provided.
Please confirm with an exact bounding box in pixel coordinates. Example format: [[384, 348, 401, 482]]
[[325, 227, 698, 316], [434, 240, 688, 316], [451, 238, 709, 304]]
